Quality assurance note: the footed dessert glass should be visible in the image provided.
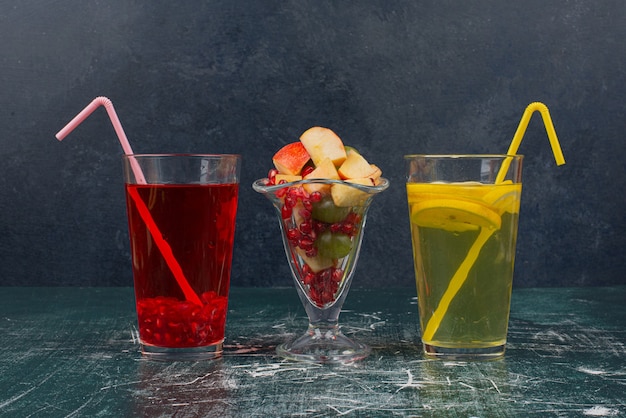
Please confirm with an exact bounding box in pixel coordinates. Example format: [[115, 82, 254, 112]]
[[253, 177, 389, 363]]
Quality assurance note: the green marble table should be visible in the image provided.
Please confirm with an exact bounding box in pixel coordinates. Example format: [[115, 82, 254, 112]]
[[0, 286, 624, 417]]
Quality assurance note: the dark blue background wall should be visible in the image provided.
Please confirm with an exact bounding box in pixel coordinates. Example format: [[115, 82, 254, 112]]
[[1, 1, 624, 288]]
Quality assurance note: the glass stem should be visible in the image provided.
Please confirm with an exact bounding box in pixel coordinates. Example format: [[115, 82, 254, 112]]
[[306, 323, 341, 341]]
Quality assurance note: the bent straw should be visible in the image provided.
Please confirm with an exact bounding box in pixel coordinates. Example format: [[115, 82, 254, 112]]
[[56, 97, 146, 184], [56, 97, 203, 306], [496, 102, 566, 184], [421, 102, 566, 342]]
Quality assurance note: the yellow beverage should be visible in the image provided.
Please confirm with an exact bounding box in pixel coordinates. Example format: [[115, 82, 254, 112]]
[[406, 181, 522, 356]]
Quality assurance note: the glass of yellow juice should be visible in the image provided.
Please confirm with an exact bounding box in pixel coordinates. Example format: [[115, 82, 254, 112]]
[[405, 155, 523, 360]]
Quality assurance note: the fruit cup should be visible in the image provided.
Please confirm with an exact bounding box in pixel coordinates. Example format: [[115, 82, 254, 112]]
[[253, 176, 388, 363]]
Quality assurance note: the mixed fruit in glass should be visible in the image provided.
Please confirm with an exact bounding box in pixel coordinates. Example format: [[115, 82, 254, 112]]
[[264, 127, 383, 307]]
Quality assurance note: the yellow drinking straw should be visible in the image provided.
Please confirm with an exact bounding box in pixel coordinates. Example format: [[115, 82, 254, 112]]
[[421, 102, 566, 342], [496, 102, 566, 183]]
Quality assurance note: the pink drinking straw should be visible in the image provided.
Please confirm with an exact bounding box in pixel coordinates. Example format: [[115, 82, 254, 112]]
[[56, 96, 203, 306]]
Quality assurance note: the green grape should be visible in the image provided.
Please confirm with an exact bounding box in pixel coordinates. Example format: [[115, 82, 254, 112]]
[[344, 146, 359, 155], [315, 230, 352, 259], [311, 196, 350, 223]]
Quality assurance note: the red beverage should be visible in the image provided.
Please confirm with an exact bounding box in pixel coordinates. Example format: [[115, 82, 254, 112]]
[[125, 183, 239, 348]]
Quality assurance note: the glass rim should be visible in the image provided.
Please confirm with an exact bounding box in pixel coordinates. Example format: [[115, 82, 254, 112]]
[[122, 153, 241, 159], [404, 154, 523, 159], [253, 177, 390, 194]]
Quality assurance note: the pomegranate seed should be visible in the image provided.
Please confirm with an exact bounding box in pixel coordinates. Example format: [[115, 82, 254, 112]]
[[302, 166, 315, 177], [302, 199, 313, 212], [306, 248, 318, 258], [303, 273, 315, 285], [287, 228, 301, 242], [309, 287, 322, 305], [331, 268, 343, 282], [298, 237, 314, 251], [346, 212, 361, 224], [299, 221, 313, 234], [330, 284, 339, 296], [309, 191, 322, 202], [276, 186, 288, 198], [268, 169, 278, 185], [281, 205, 292, 219], [297, 187, 308, 198], [319, 269, 331, 283], [285, 194, 297, 209], [313, 280, 325, 293], [341, 222, 355, 235], [321, 290, 334, 304], [135, 291, 227, 348], [330, 223, 342, 233], [313, 221, 326, 233], [287, 188, 300, 200], [302, 264, 312, 275]]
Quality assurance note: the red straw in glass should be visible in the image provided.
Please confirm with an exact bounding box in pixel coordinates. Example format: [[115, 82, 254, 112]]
[[56, 97, 203, 306]]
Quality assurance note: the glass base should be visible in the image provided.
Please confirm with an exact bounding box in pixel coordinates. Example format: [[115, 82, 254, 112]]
[[423, 343, 505, 361], [277, 326, 370, 364], [141, 341, 223, 361]]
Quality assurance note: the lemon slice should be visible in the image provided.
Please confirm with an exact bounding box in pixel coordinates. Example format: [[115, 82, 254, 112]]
[[411, 198, 501, 232], [407, 183, 490, 204], [483, 184, 522, 215]]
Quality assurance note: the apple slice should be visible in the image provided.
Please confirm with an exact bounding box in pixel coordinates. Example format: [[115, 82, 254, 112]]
[[300, 127, 347, 168], [368, 164, 383, 184], [303, 157, 340, 194], [304, 157, 341, 180], [338, 151, 374, 180], [331, 178, 375, 207], [272, 142, 311, 175]]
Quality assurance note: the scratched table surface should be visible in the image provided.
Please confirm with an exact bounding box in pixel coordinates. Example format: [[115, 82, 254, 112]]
[[0, 287, 624, 417]]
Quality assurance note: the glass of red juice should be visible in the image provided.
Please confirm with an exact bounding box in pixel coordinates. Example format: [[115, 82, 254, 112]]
[[122, 154, 240, 360]]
